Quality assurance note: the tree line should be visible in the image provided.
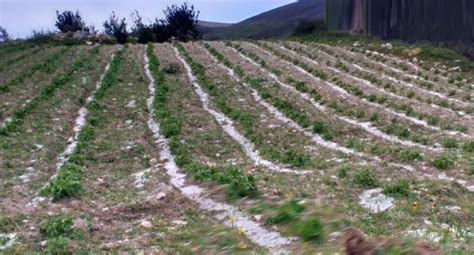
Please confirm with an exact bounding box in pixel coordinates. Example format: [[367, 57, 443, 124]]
[[1, 3, 201, 44]]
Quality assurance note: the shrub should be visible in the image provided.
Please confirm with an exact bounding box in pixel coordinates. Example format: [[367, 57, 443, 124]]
[[0, 26, 10, 42], [27, 29, 55, 44], [267, 200, 306, 224], [163, 3, 201, 41], [432, 155, 455, 170], [131, 10, 154, 43], [55, 10, 87, 33], [295, 217, 324, 242], [383, 179, 411, 198], [103, 12, 128, 44], [352, 169, 379, 188], [463, 140, 474, 153], [293, 19, 327, 36], [399, 149, 422, 162], [43, 237, 70, 254], [41, 163, 83, 201], [442, 138, 458, 149], [39, 215, 78, 239]]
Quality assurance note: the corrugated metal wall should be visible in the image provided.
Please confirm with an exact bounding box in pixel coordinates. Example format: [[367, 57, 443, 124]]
[[327, 0, 474, 42]]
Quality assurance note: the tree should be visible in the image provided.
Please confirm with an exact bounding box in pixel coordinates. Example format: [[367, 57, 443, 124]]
[[55, 10, 86, 33], [0, 26, 10, 42], [104, 12, 128, 44], [163, 3, 201, 41], [131, 10, 154, 43]]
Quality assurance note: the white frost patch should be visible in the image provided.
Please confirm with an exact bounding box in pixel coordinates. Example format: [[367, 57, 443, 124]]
[[126, 100, 136, 108], [18, 167, 35, 183], [176, 46, 310, 175], [359, 188, 394, 213], [0, 233, 17, 250], [144, 49, 294, 253], [131, 168, 151, 188], [406, 229, 442, 242]]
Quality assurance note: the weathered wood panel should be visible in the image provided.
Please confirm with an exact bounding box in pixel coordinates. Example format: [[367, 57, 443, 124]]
[[327, 0, 474, 42]]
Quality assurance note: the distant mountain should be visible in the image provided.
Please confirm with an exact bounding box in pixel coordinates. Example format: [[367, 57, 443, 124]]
[[198, 21, 233, 28], [202, 0, 326, 40]]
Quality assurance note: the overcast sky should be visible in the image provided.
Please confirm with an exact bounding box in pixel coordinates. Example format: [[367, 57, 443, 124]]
[[0, 0, 295, 38]]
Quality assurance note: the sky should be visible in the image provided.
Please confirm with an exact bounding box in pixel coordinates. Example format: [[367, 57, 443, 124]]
[[0, 0, 295, 38]]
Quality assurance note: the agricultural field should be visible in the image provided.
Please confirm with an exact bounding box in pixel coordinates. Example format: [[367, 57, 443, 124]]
[[0, 40, 473, 254]]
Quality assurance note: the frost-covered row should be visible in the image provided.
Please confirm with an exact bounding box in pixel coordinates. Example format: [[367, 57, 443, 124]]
[[55, 53, 115, 172], [144, 48, 294, 253], [278, 43, 470, 138], [254, 42, 474, 140], [226, 43, 440, 151], [174, 45, 310, 174], [319, 44, 470, 107]]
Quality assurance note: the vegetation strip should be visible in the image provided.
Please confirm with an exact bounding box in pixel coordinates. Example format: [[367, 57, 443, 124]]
[[283, 43, 461, 114], [145, 44, 294, 253], [0, 46, 44, 73], [0, 47, 96, 135], [40, 46, 124, 202], [226, 42, 474, 191], [174, 44, 311, 174], [319, 44, 471, 109], [247, 42, 455, 136], [280, 42, 470, 138], [350, 47, 467, 95], [216, 42, 438, 151], [0, 47, 70, 93]]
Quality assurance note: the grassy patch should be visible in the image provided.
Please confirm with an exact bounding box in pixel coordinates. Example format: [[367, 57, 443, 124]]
[[295, 217, 324, 242], [40, 163, 84, 201], [352, 169, 379, 188], [383, 179, 411, 198], [432, 154, 456, 170], [267, 199, 305, 224]]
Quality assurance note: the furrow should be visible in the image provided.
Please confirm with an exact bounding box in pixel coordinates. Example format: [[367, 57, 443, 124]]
[[221, 43, 439, 151], [174, 45, 310, 174], [248, 43, 465, 137], [146, 47, 295, 253], [321, 44, 471, 108]]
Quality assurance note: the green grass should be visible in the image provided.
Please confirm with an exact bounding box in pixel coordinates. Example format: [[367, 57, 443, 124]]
[[267, 199, 306, 224], [295, 217, 324, 242], [39, 215, 82, 254], [40, 163, 84, 201], [383, 179, 411, 198], [352, 169, 379, 189], [432, 154, 456, 170]]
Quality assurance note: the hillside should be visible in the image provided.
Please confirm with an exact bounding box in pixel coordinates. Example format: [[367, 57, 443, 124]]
[[1, 37, 473, 253], [202, 0, 325, 40]]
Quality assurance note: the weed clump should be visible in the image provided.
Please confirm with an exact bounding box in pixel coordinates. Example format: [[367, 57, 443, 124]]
[[432, 155, 455, 170], [442, 138, 458, 149], [39, 215, 81, 254], [41, 163, 83, 201], [267, 200, 305, 224], [383, 179, 411, 198], [295, 217, 324, 242], [399, 149, 422, 162], [352, 169, 379, 188]]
